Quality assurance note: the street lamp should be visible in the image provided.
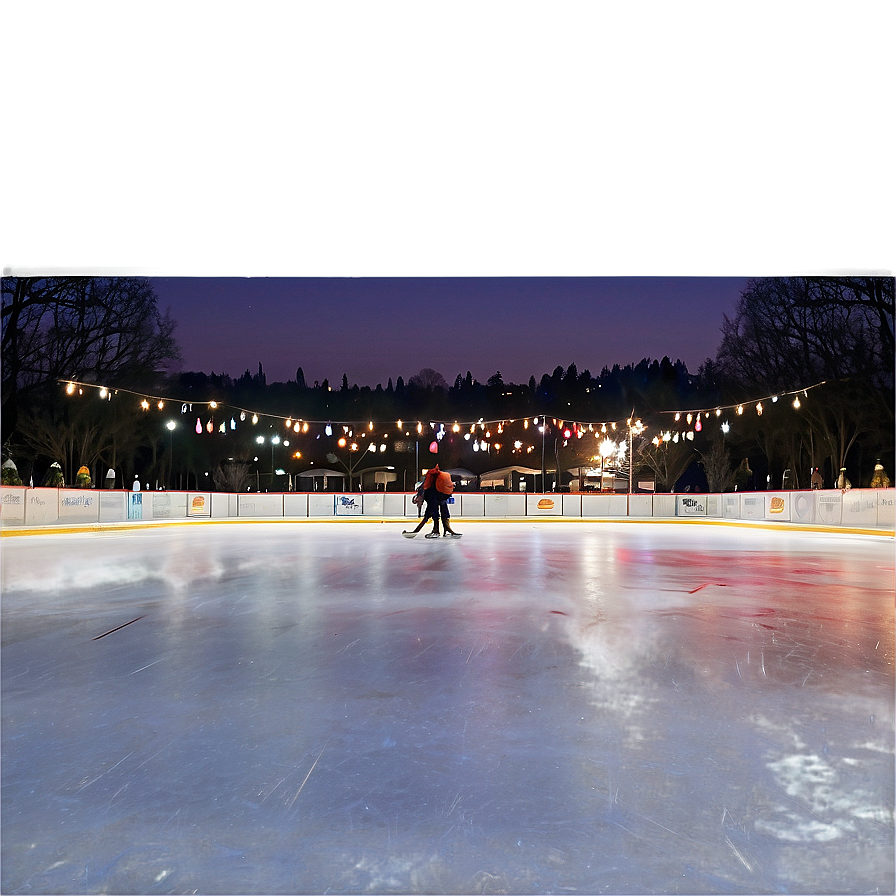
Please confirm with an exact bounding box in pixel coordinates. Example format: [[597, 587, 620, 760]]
[[166, 420, 176, 489], [270, 435, 280, 489]]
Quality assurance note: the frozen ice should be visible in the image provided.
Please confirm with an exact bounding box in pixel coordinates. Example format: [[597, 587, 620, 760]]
[[2, 521, 893, 894]]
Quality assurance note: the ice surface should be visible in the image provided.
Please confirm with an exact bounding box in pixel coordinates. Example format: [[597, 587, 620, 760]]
[[2, 521, 894, 894]]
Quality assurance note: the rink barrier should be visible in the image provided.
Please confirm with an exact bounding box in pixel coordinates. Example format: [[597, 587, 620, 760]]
[[1, 486, 893, 532]]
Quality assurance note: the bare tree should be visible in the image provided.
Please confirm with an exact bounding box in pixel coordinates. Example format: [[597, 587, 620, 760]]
[[213, 458, 254, 492], [636, 440, 696, 492], [408, 368, 449, 391], [699, 438, 736, 492], [2, 277, 181, 438]]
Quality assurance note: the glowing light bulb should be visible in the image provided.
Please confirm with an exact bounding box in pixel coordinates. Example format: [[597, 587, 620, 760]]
[[66, 382, 76, 394]]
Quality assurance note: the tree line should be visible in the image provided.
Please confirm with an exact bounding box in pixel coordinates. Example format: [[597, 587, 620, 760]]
[[2, 276, 892, 493]]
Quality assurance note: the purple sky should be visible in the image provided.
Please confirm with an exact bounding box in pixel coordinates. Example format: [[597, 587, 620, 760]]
[[152, 277, 748, 387]]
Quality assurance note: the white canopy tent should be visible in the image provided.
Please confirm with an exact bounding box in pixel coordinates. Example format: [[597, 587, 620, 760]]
[[477, 465, 556, 490], [296, 468, 346, 491]]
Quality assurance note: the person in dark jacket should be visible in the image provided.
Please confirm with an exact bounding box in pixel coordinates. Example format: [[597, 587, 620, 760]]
[[402, 464, 462, 538]]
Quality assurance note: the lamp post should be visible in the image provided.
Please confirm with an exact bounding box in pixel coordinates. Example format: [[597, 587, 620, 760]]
[[270, 435, 280, 490], [166, 420, 176, 489], [627, 417, 645, 494]]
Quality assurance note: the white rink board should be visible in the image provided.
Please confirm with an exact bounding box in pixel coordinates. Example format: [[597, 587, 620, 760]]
[[791, 491, 816, 525], [485, 494, 526, 517], [1, 487, 27, 522], [383, 493, 406, 518], [722, 494, 740, 519], [562, 494, 583, 517], [527, 495, 563, 516], [186, 493, 212, 517], [878, 491, 895, 526], [24, 490, 58, 525], [458, 494, 485, 518], [212, 493, 238, 518], [283, 494, 309, 517], [764, 492, 791, 522], [628, 494, 653, 517], [58, 490, 99, 523], [841, 489, 881, 527], [581, 494, 628, 517], [308, 495, 335, 517], [677, 495, 707, 517], [740, 494, 765, 520], [152, 492, 187, 519], [238, 493, 284, 517], [99, 491, 126, 523], [816, 492, 843, 525], [335, 494, 363, 516], [362, 493, 385, 516]]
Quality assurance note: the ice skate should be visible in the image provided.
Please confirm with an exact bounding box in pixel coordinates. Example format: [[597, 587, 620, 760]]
[[444, 530, 462, 538], [424, 531, 441, 538]]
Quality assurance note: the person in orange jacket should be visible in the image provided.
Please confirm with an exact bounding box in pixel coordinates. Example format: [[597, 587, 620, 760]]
[[402, 464, 462, 538]]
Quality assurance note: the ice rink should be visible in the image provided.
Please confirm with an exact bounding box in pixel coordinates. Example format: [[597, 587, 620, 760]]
[[2, 519, 894, 895]]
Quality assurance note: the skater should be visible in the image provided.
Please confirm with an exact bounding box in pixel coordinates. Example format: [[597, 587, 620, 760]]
[[402, 464, 462, 538]]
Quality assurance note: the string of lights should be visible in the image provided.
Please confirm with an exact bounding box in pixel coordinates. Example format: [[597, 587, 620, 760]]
[[58, 376, 828, 456]]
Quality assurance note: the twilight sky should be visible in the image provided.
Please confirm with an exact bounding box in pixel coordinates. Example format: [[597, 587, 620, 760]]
[[154, 277, 748, 388]]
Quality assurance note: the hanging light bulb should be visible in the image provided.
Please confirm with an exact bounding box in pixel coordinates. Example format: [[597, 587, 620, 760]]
[[674, 412, 681, 422], [737, 405, 744, 415], [141, 399, 150, 410], [325, 423, 332, 436], [417, 422, 423, 434], [231, 417, 236, 430], [196, 418, 202, 434], [673, 432, 680, 443], [206, 419, 213, 433], [218, 422, 226, 433], [473, 441, 479, 452], [686, 413, 693, 425], [453, 422, 460, 432], [524, 419, 529, 429], [721, 421, 730, 433], [209, 401, 218, 409], [240, 411, 246, 421], [252, 414, 259, 424], [715, 408, 721, 416], [397, 419, 403, 429], [99, 387, 108, 399], [771, 395, 778, 403], [792, 396, 801, 409], [66, 382, 76, 394], [686, 431, 695, 441], [756, 402, 763, 415], [338, 437, 346, 447], [695, 418, 702, 432]]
